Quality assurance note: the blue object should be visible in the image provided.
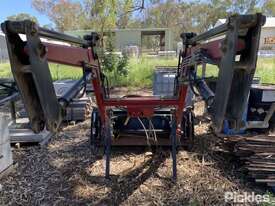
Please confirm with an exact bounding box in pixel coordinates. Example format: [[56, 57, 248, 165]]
[[222, 98, 248, 135]]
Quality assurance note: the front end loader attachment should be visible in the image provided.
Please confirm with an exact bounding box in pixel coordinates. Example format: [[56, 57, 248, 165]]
[[1, 20, 63, 133], [181, 13, 266, 133]]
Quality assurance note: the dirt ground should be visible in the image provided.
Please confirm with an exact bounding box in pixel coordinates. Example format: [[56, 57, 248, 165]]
[[0, 100, 266, 206]]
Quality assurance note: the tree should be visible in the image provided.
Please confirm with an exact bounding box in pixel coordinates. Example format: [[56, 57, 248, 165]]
[[32, 0, 144, 30], [32, 0, 87, 31], [101, 33, 129, 86], [116, 0, 134, 29], [226, 0, 261, 14], [263, 0, 275, 16], [42, 23, 55, 30], [7, 13, 38, 23], [137, 0, 228, 43], [31, 0, 269, 49], [83, 0, 118, 46]]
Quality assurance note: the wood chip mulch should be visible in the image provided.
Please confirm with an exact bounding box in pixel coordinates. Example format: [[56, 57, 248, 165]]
[[0, 102, 264, 206]]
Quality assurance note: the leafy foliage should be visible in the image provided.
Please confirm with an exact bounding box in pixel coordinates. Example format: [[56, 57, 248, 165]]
[[99, 34, 129, 86], [7, 13, 38, 23], [31, 0, 275, 33], [263, 0, 275, 16], [32, 0, 86, 31], [31, 0, 275, 47]]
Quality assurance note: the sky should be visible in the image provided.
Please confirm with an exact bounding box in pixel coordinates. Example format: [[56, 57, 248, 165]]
[[0, 0, 51, 26]]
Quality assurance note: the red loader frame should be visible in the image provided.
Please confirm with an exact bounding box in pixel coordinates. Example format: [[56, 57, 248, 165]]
[[1, 13, 265, 180]]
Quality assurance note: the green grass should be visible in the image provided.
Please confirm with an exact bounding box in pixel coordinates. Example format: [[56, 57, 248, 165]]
[[0, 63, 12, 77], [0, 63, 82, 80], [124, 57, 178, 87], [49, 64, 82, 80], [0, 57, 274, 86], [256, 58, 275, 84], [123, 57, 275, 87], [196, 58, 275, 84]]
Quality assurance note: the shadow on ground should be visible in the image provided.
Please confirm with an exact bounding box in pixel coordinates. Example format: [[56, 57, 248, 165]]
[[0, 118, 267, 206]]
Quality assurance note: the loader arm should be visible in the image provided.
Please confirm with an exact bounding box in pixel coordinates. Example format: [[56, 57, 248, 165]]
[[1, 20, 99, 133], [180, 13, 266, 132]]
